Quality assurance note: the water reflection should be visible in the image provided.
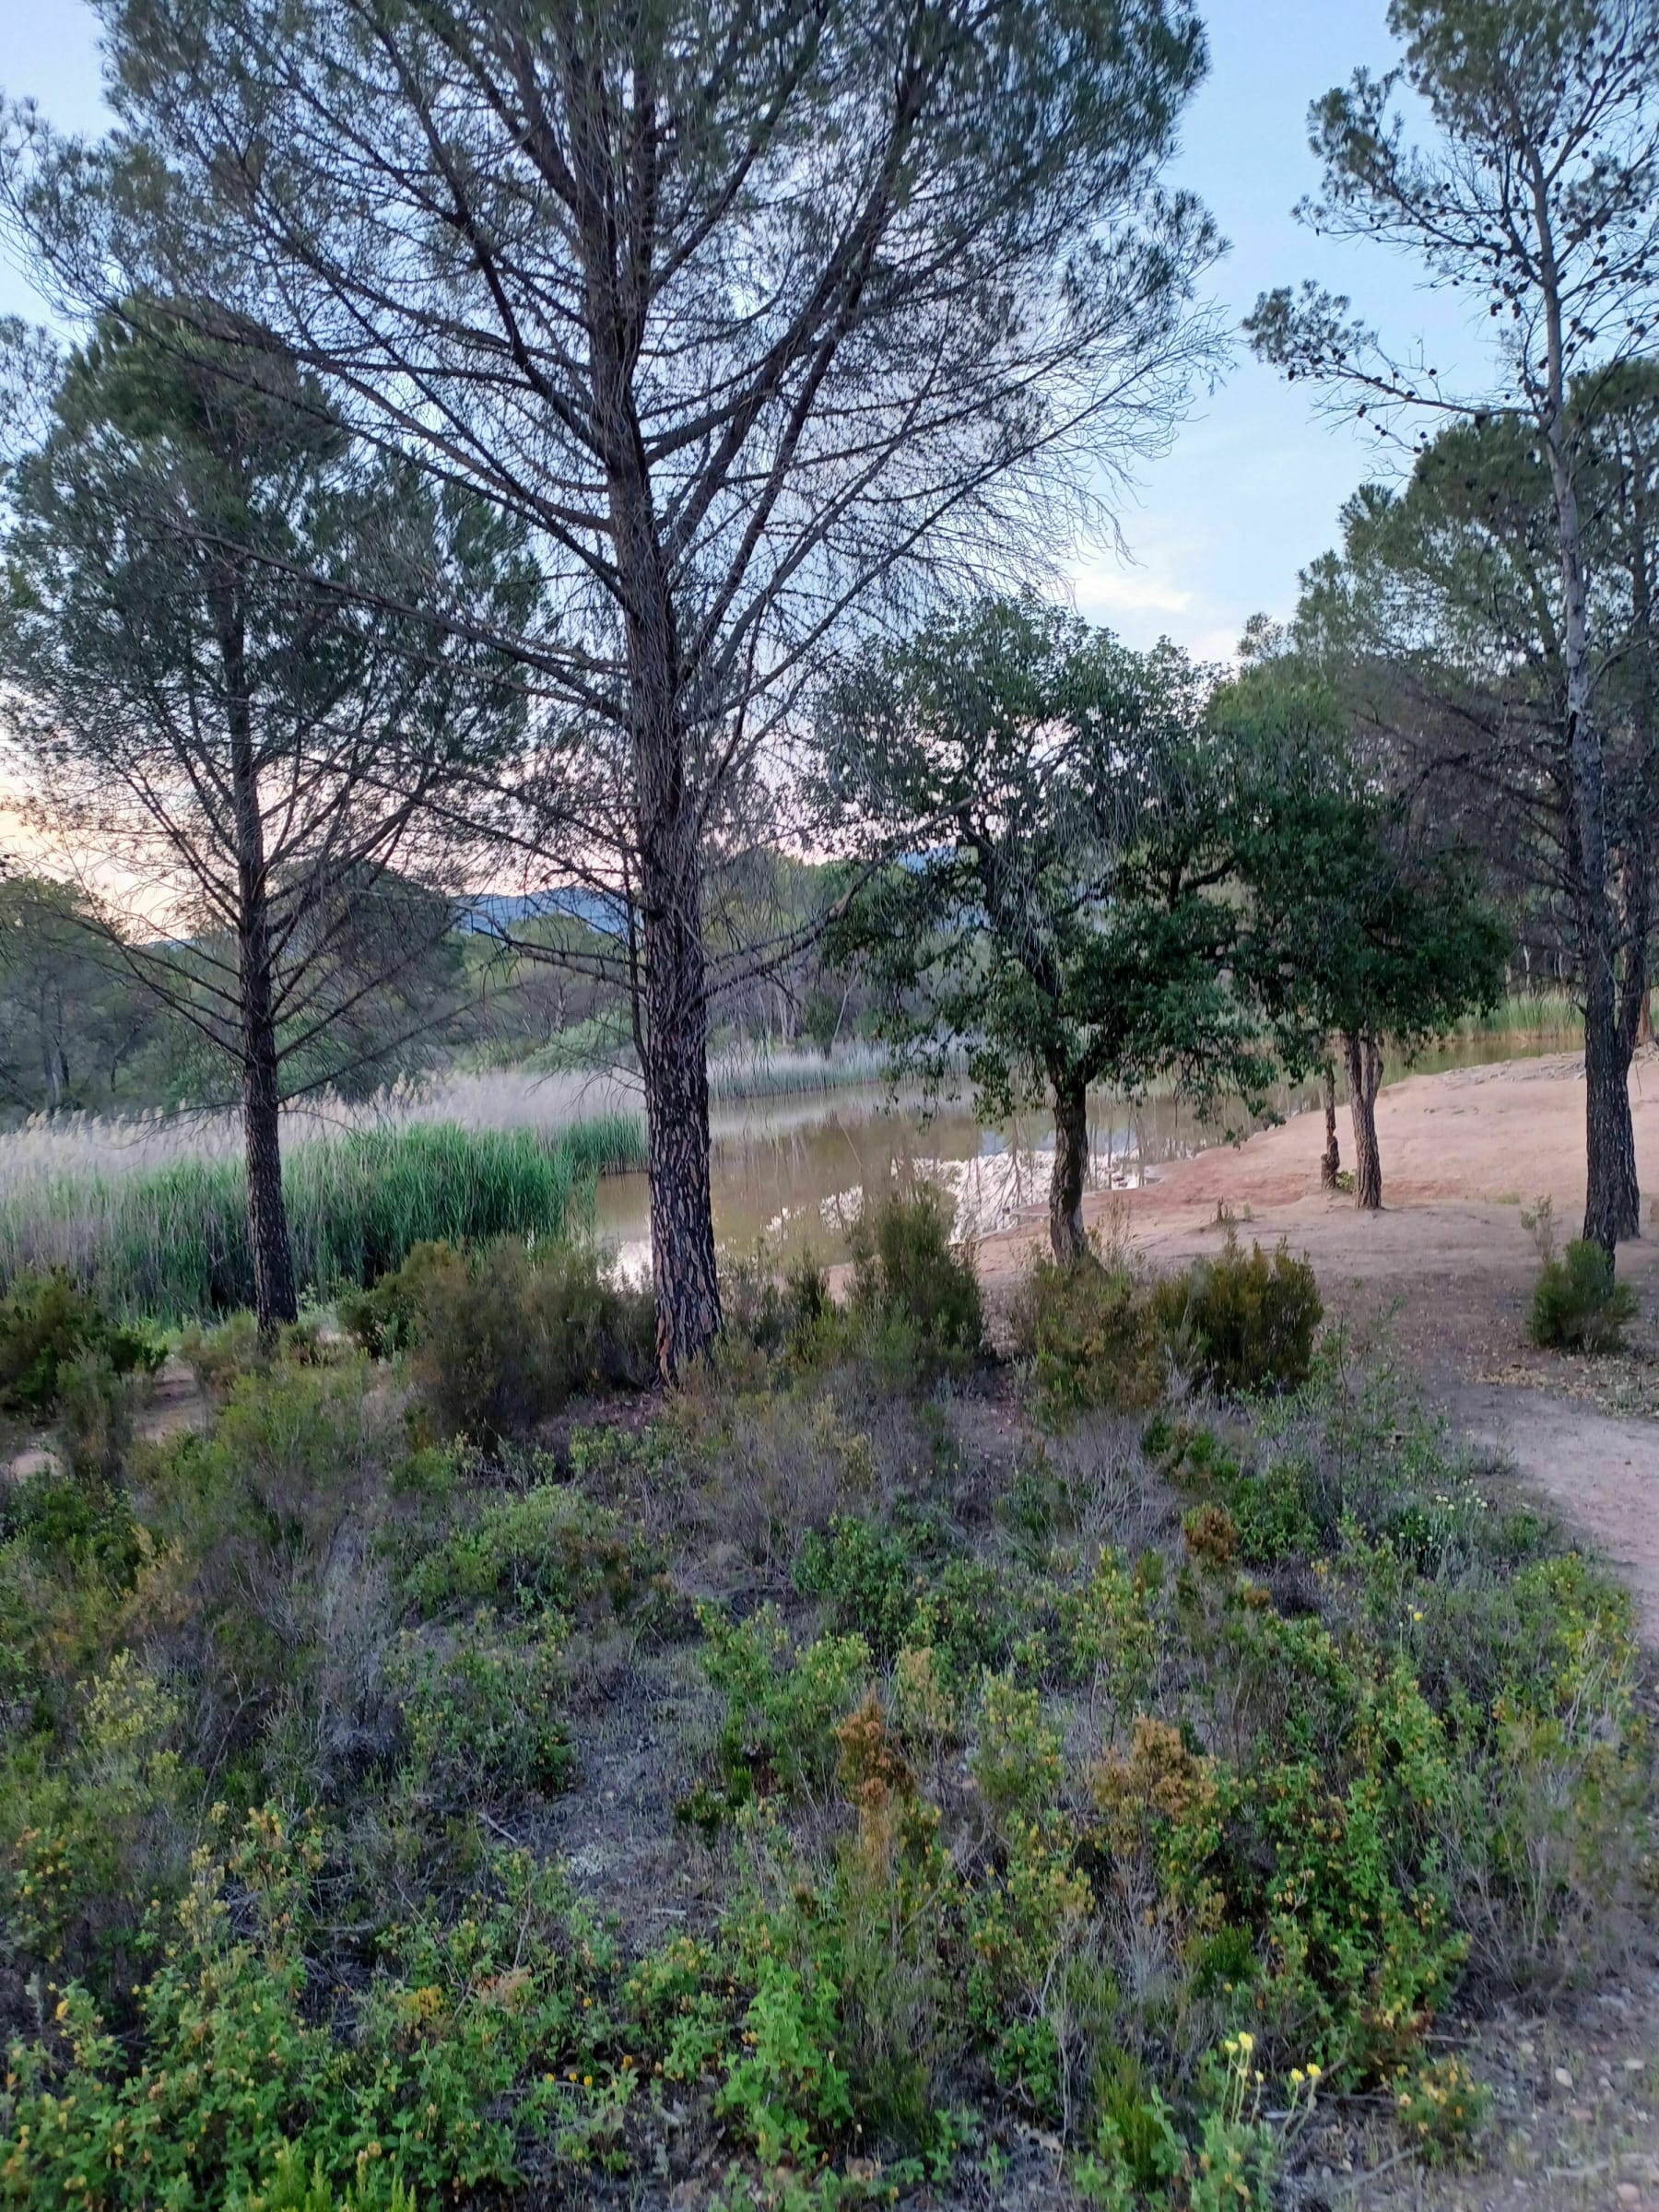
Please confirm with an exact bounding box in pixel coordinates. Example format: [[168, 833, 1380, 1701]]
[[594, 1034, 1572, 1277]]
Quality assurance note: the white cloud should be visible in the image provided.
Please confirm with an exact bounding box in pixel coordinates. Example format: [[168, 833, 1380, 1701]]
[[1066, 560, 1195, 620]]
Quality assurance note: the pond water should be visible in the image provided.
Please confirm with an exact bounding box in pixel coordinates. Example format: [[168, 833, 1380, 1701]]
[[593, 1033, 1576, 1280]]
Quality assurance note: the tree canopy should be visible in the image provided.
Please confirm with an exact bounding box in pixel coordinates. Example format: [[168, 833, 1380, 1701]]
[[823, 598, 1267, 1259]]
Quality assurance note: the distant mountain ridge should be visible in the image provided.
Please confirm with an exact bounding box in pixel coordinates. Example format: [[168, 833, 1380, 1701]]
[[455, 888, 629, 937]]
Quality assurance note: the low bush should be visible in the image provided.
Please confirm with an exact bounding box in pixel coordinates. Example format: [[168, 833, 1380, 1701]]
[[1011, 1252, 1165, 1420], [0, 1271, 161, 1416], [695, 1603, 871, 1810], [1529, 1237, 1638, 1352], [1016, 1234, 1320, 1422], [847, 1184, 983, 1370], [390, 1611, 574, 1807], [364, 1238, 654, 1439], [1151, 1233, 1323, 1395], [402, 1476, 661, 1626], [0, 1825, 622, 2208]]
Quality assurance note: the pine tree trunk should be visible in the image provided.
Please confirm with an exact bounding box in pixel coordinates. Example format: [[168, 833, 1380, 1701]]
[[1582, 941, 1639, 1252], [620, 536, 722, 1378], [592, 224, 724, 1374], [1537, 229, 1639, 1253], [1048, 1073, 1090, 1263], [639, 873, 722, 1378], [1320, 1062, 1340, 1190], [241, 988, 297, 1334], [218, 582, 299, 1335], [1343, 1030, 1383, 1212]]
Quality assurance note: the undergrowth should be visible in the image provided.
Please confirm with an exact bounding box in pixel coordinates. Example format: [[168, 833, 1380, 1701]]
[[0, 1220, 1647, 2211]]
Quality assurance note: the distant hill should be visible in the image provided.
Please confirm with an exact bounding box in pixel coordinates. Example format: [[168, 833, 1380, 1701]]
[[455, 888, 629, 938]]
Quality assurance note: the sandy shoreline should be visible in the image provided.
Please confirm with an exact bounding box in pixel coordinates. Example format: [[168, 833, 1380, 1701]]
[[974, 1048, 1659, 1641]]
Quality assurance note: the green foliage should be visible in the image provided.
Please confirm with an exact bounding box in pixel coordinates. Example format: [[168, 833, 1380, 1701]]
[[390, 1612, 573, 1806], [0, 1117, 645, 1323], [398, 1238, 654, 1439], [794, 1512, 924, 1662], [715, 1947, 853, 2168], [402, 1477, 658, 1625], [697, 1604, 871, 1807], [1219, 663, 1509, 1073], [846, 1185, 982, 1369], [0, 1271, 161, 1414], [1018, 1237, 1321, 1421], [824, 601, 1270, 1150], [0, 1822, 620, 2208], [1012, 1252, 1165, 1419], [1152, 1235, 1323, 1395], [1529, 1237, 1638, 1353]]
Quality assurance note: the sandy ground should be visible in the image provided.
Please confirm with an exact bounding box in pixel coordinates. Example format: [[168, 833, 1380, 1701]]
[[977, 1049, 1659, 1644]]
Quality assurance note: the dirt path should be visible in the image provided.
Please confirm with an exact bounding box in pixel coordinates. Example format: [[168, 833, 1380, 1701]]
[[973, 1048, 1659, 1643], [1447, 1383, 1659, 1643]]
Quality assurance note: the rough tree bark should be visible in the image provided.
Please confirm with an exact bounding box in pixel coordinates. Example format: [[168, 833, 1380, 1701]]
[[219, 583, 299, 1334], [606, 411, 723, 1372], [1342, 1029, 1384, 1211], [1049, 1071, 1091, 1263], [1535, 179, 1640, 1252], [1320, 1060, 1341, 1190]]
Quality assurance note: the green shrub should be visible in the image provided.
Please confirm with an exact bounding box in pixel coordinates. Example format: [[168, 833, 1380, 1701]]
[[402, 1478, 659, 1625], [1529, 1238, 1638, 1352], [1152, 1235, 1322, 1395], [1011, 1253, 1164, 1421], [0, 1271, 161, 1415], [847, 1185, 982, 1367], [390, 1612, 573, 1806], [400, 1239, 654, 1439], [719, 1247, 830, 1358], [794, 1512, 923, 1661], [696, 1603, 870, 1805], [0, 1821, 620, 2208]]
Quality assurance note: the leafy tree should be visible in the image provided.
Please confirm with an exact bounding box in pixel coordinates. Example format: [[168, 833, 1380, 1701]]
[[823, 599, 1265, 1262], [0, 877, 167, 1112], [1247, 0, 1659, 1250], [1292, 371, 1659, 1117], [4, 0, 1227, 1369], [0, 308, 532, 1330], [1222, 666, 1510, 1210]]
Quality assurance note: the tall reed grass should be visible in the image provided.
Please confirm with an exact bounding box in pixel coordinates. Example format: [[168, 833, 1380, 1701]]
[[0, 1115, 646, 1321], [1453, 989, 1582, 1039], [706, 1041, 897, 1100]]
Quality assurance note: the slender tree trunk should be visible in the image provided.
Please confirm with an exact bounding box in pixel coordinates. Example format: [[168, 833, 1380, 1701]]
[[241, 973, 297, 1333], [1048, 1071, 1090, 1262], [1535, 194, 1639, 1253], [591, 260, 724, 1371], [218, 583, 299, 1334], [1319, 1060, 1340, 1190], [639, 861, 721, 1378], [1581, 932, 1639, 1252], [616, 507, 722, 1376], [1343, 1029, 1384, 1211]]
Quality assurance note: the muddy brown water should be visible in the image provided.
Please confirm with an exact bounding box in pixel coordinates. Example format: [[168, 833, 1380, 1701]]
[[594, 1035, 1574, 1279]]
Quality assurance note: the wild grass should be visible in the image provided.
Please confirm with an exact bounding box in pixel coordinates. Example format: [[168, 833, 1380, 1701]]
[[0, 1115, 646, 1320], [706, 1041, 897, 1100], [1451, 988, 1582, 1040]]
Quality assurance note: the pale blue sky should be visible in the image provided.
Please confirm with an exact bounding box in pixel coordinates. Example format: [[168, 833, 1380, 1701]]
[[0, 0, 1488, 661]]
